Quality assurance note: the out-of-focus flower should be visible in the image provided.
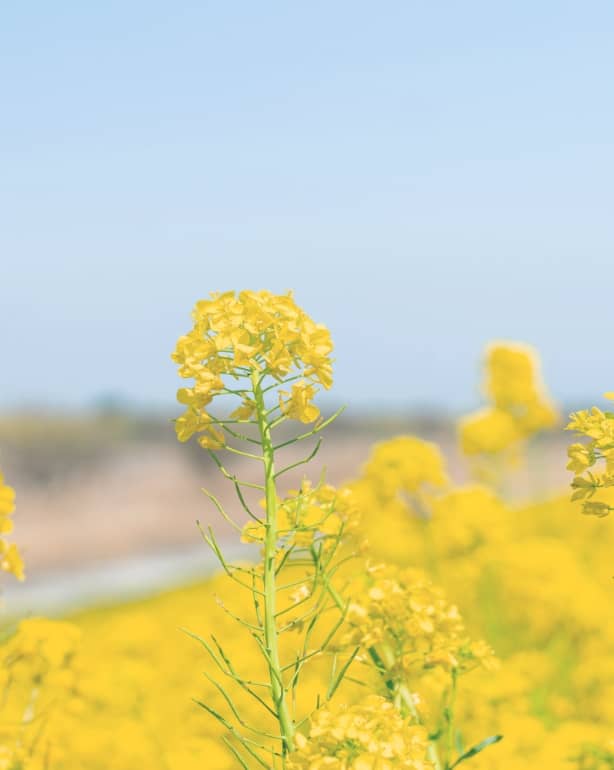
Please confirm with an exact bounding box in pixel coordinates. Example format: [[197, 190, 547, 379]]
[[0, 470, 24, 581], [288, 696, 432, 770], [459, 342, 558, 467]]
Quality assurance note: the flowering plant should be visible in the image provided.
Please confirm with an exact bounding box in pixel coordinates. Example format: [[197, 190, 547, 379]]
[[172, 290, 502, 770]]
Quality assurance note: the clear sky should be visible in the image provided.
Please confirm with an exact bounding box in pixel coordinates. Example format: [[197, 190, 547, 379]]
[[1, 2, 613, 412]]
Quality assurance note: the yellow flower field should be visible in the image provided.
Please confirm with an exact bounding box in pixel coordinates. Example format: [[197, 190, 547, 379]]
[[2, 290, 614, 769]]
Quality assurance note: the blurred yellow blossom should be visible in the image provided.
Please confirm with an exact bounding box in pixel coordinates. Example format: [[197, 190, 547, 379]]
[[287, 696, 432, 770], [339, 563, 497, 678], [0, 470, 24, 581], [459, 407, 521, 456], [362, 435, 448, 506], [459, 343, 558, 481]]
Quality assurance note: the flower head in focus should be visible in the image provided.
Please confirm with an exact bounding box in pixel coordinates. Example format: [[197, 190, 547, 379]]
[[566, 395, 614, 518], [172, 290, 334, 444]]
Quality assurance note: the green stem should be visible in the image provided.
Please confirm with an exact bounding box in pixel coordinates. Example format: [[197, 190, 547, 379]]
[[253, 376, 295, 758], [444, 668, 458, 770]]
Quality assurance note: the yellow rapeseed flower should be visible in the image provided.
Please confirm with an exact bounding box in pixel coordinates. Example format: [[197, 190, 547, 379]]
[[0, 470, 24, 581], [459, 407, 521, 456], [172, 290, 334, 444], [287, 696, 432, 770], [279, 380, 321, 423], [566, 396, 614, 517], [458, 343, 558, 484]]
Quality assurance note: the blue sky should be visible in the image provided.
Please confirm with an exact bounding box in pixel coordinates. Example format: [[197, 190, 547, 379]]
[[1, 2, 613, 412]]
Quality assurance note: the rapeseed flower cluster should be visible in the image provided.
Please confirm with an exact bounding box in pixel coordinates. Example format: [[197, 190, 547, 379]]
[[287, 696, 432, 770], [567, 394, 614, 517], [241, 481, 360, 548], [459, 343, 557, 462], [0, 467, 82, 767], [344, 437, 449, 557], [359, 437, 448, 515], [172, 290, 334, 447], [0, 470, 24, 581], [0, 597, 81, 765], [340, 563, 497, 676]]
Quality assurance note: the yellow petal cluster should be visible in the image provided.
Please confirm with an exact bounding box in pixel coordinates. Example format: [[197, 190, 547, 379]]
[[287, 696, 432, 770], [172, 290, 334, 443], [361, 436, 448, 507], [279, 380, 321, 424], [459, 407, 521, 455], [339, 563, 497, 675], [241, 481, 360, 548], [485, 343, 556, 423], [460, 342, 558, 461], [0, 618, 81, 767], [429, 486, 509, 560], [566, 399, 614, 517], [0, 470, 24, 581], [7, 617, 82, 667]]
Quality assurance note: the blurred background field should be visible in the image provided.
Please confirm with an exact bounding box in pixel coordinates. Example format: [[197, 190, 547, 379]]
[[0, 406, 571, 609]]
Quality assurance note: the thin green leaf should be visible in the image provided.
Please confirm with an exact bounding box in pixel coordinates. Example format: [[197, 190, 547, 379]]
[[450, 734, 503, 768], [326, 647, 360, 701]]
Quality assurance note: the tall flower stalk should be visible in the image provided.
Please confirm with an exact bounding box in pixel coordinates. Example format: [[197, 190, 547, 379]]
[[172, 290, 355, 767]]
